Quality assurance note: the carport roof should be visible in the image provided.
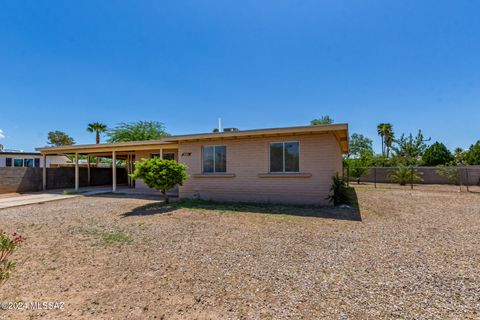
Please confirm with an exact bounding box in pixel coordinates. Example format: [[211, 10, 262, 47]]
[[36, 123, 349, 154]]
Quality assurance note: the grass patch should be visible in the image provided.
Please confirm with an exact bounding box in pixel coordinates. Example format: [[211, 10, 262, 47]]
[[62, 189, 88, 195], [76, 225, 133, 245]]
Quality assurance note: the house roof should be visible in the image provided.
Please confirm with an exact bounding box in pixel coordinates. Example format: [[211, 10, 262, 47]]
[[0, 151, 42, 156], [36, 123, 349, 154]]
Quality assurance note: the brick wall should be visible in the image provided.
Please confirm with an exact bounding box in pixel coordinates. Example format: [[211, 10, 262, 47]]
[[178, 134, 343, 205]]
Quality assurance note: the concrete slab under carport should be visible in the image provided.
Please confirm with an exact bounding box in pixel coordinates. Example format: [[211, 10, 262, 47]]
[[0, 187, 115, 210], [0, 186, 171, 210]]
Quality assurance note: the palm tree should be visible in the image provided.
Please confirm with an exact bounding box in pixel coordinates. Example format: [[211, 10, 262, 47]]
[[377, 123, 394, 158], [87, 122, 108, 144]]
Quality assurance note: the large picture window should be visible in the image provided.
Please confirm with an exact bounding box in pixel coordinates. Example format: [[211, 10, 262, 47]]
[[270, 142, 299, 173], [203, 145, 226, 173]]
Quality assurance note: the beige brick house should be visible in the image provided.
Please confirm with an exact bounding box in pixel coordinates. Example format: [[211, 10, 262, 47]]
[[37, 124, 348, 205]]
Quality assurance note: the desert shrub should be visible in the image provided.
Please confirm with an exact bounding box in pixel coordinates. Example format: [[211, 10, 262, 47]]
[[389, 165, 423, 186], [327, 173, 350, 205], [130, 158, 188, 204], [0, 231, 26, 288]]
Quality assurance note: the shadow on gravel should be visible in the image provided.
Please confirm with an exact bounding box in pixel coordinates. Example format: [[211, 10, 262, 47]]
[[86, 192, 173, 202], [121, 189, 362, 221]]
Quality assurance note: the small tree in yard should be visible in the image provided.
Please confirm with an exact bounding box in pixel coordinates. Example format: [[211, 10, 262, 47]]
[[1, 231, 26, 288], [389, 165, 423, 186], [130, 158, 188, 204], [436, 164, 461, 190]]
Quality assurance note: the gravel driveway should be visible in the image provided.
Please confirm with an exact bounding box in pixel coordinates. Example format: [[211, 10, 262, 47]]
[[0, 187, 479, 319]]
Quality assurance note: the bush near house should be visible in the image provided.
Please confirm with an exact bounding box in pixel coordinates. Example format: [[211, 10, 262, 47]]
[[327, 173, 350, 206], [130, 158, 188, 204]]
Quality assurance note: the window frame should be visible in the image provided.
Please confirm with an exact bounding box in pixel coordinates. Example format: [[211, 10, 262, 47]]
[[202, 145, 227, 174], [269, 141, 300, 173]]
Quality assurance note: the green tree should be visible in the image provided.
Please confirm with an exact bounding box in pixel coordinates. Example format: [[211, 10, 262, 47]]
[[130, 158, 188, 204], [212, 128, 220, 132], [107, 121, 169, 142], [391, 130, 430, 165], [310, 115, 333, 125], [454, 147, 466, 164], [87, 122, 108, 144], [349, 133, 373, 158], [422, 142, 454, 166], [464, 141, 480, 165], [389, 165, 423, 186], [47, 131, 75, 146], [376, 123, 394, 158]]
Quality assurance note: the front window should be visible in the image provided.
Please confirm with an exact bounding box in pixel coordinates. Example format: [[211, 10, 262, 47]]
[[270, 142, 299, 173], [6, 158, 12, 167], [150, 153, 175, 160], [24, 159, 34, 167], [13, 159, 23, 167], [203, 145, 226, 173]]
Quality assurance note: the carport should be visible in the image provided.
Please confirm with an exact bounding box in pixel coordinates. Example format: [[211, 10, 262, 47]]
[[36, 140, 178, 192]]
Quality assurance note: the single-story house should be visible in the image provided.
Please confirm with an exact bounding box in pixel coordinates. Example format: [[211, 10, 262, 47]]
[[0, 151, 70, 168], [36, 124, 348, 205]]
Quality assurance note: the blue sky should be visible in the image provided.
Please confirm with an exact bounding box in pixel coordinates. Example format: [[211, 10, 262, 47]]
[[0, 0, 479, 152]]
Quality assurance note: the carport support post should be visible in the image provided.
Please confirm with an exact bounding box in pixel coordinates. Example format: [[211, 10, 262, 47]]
[[42, 154, 47, 190], [75, 152, 79, 191], [160, 147, 163, 159], [112, 151, 117, 192], [87, 156, 91, 186]]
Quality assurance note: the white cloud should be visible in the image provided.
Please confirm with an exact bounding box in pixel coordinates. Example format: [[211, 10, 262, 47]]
[[0, 129, 4, 140]]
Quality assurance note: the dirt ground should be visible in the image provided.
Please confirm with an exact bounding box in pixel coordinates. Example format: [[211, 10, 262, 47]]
[[0, 186, 479, 319]]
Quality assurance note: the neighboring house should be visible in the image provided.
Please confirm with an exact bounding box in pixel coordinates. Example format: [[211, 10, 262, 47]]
[[0, 151, 70, 168], [36, 124, 348, 205]]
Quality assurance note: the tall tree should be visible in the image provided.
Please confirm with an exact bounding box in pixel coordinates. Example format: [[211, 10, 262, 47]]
[[454, 147, 466, 164], [349, 133, 373, 158], [391, 130, 430, 165], [107, 121, 169, 142], [422, 142, 454, 166], [464, 141, 480, 165], [86, 122, 108, 144], [310, 115, 333, 125], [376, 123, 394, 158], [47, 131, 75, 146]]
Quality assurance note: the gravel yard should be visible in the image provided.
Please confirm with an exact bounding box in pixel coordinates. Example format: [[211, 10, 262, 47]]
[[1, 186, 479, 319]]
